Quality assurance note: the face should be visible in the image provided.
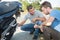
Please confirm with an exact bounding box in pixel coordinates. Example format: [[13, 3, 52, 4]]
[[29, 8, 35, 15], [41, 7, 49, 15]]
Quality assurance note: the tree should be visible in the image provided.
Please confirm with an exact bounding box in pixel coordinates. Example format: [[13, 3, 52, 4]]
[[19, 0, 42, 11]]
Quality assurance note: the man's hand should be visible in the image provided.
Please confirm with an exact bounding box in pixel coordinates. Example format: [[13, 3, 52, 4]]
[[42, 21, 52, 26], [39, 25, 44, 32], [17, 20, 26, 27], [34, 24, 39, 28], [34, 24, 44, 32], [17, 23, 22, 27], [32, 18, 37, 23], [43, 17, 54, 26]]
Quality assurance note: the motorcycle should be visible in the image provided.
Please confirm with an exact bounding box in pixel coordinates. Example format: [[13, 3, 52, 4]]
[[0, 1, 23, 40]]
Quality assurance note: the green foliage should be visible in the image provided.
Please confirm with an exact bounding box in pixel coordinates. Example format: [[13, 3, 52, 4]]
[[56, 8, 60, 10], [22, 1, 30, 10], [19, 0, 41, 11], [54, 7, 60, 10], [31, 2, 40, 10], [19, 0, 30, 11]]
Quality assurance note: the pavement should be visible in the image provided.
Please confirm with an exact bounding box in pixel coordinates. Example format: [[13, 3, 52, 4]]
[[11, 27, 44, 40], [11, 13, 44, 40]]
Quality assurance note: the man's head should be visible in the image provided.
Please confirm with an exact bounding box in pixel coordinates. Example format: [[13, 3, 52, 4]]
[[27, 5, 35, 15], [41, 1, 52, 15]]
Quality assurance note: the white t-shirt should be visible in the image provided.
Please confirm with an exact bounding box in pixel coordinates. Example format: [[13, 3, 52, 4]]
[[42, 12, 50, 20]]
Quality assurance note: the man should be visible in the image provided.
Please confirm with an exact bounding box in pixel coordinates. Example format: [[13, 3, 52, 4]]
[[40, 1, 60, 40], [18, 5, 46, 40]]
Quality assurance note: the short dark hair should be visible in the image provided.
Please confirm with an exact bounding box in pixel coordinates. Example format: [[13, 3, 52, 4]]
[[41, 1, 52, 9], [27, 5, 33, 11]]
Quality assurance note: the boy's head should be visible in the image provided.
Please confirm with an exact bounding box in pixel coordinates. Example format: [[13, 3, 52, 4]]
[[27, 5, 35, 15], [41, 1, 52, 15]]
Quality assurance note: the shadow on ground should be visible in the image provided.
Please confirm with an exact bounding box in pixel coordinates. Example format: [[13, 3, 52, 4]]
[[11, 32, 33, 40], [11, 31, 44, 40]]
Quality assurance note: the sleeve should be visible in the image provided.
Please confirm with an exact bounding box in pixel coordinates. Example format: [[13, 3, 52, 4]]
[[37, 11, 44, 18], [23, 14, 28, 20], [50, 11, 56, 18], [50, 10, 60, 20]]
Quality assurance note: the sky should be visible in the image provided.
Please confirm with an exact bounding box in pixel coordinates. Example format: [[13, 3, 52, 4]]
[[40, 0, 60, 8]]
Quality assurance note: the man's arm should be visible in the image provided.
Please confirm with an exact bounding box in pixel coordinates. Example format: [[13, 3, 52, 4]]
[[32, 17, 46, 23], [18, 20, 26, 26], [38, 11, 46, 22], [36, 17, 46, 22], [43, 16, 55, 26]]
